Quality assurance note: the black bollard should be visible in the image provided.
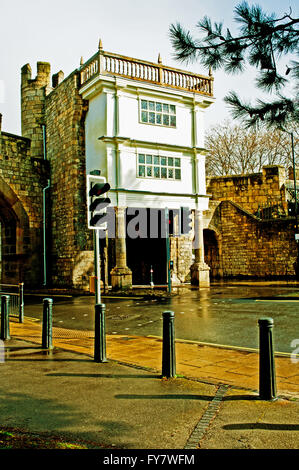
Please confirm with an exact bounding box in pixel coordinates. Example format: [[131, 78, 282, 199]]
[[0, 295, 10, 340], [258, 317, 277, 401], [94, 303, 107, 363], [162, 310, 176, 378], [42, 298, 53, 349]]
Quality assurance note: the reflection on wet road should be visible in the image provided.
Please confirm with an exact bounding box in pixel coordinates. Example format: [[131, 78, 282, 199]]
[[24, 285, 299, 354]]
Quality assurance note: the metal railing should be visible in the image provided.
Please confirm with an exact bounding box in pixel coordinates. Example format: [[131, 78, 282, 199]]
[[0, 283, 24, 322], [256, 202, 287, 220], [80, 48, 214, 97]]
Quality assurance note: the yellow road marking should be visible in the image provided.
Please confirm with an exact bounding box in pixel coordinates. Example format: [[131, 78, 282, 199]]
[[147, 335, 299, 357], [255, 299, 299, 302]]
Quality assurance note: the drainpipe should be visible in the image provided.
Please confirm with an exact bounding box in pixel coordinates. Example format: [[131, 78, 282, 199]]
[[42, 124, 50, 286]]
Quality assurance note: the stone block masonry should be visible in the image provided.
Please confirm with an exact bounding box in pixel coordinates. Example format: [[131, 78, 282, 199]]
[[0, 116, 48, 285], [20, 61, 95, 289], [170, 235, 193, 283], [21, 62, 52, 159], [205, 166, 298, 279], [44, 69, 93, 289], [215, 201, 297, 278], [207, 166, 288, 215]]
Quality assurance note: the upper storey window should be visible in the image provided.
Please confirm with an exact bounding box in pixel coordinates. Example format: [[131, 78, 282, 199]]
[[140, 100, 176, 127], [137, 154, 181, 180]]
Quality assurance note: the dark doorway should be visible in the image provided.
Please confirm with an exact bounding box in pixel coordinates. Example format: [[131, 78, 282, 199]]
[[204, 229, 221, 278], [0, 197, 17, 283], [126, 208, 167, 285]]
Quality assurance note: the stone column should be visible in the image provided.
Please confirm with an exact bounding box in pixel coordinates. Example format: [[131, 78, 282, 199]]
[[190, 209, 210, 287], [110, 207, 132, 290]]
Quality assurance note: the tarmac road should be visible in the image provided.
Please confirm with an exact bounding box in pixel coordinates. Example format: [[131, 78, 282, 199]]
[[23, 284, 299, 355]]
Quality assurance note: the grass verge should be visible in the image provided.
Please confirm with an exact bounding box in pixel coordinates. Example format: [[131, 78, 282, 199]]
[[0, 426, 111, 449]]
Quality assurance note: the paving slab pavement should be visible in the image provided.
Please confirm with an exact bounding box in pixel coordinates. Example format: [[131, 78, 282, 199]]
[[9, 317, 299, 399], [0, 316, 298, 454]]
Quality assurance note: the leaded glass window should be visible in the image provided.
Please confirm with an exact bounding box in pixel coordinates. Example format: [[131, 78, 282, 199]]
[[137, 153, 181, 180], [140, 100, 176, 127]]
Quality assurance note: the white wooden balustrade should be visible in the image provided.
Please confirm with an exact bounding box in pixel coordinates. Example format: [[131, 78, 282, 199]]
[[80, 49, 213, 96]]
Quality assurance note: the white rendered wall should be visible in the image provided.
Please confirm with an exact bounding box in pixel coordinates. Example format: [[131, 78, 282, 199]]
[[118, 93, 193, 148], [83, 77, 210, 210], [118, 147, 193, 193]]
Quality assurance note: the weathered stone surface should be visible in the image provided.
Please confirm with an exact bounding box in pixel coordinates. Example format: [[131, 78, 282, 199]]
[[205, 167, 298, 278], [44, 70, 92, 289], [0, 124, 48, 285]]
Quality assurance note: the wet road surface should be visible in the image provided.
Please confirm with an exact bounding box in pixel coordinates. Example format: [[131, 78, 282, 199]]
[[24, 284, 299, 354]]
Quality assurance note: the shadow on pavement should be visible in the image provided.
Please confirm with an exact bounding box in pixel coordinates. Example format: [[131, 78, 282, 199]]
[[223, 423, 299, 431], [115, 393, 261, 401], [223, 394, 259, 401], [0, 389, 132, 446], [115, 394, 212, 400], [45, 373, 159, 379]]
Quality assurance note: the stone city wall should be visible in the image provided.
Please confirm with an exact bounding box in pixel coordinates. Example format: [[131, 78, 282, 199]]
[[44, 69, 93, 289], [207, 200, 298, 278], [206, 165, 288, 215], [0, 116, 48, 285]]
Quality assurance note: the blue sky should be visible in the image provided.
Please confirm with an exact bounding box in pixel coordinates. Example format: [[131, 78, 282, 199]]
[[0, 0, 297, 134]]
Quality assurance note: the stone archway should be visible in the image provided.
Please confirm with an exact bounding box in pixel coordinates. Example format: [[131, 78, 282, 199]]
[[0, 178, 30, 284], [203, 228, 222, 278]]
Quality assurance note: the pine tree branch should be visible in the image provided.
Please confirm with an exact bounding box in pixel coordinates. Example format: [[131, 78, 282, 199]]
[[170, 18, 299, 59], [224, 92, 299, 129], [170, 2, 299, 128]]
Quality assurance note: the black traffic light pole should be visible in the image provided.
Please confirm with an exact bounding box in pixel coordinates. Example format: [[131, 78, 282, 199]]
[[94, 229, 101, 304], [93, 228, 108, 363], [88, 172, 111, 363], [88, 173, 111, 304]]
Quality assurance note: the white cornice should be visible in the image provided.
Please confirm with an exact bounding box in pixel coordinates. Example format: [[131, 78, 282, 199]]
[[98, 135, 210, 155], [80, 73, 215, 107]]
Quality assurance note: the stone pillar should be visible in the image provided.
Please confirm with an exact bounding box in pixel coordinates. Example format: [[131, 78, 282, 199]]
[[110, 207, 132, 290], [191, 209, 210, 287]]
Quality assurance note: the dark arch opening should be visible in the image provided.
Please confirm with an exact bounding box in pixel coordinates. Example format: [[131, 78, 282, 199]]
[[204, 229, 222, 278], [0, 180, 30, 284]]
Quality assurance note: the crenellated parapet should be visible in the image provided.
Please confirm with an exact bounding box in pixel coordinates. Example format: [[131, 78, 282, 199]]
[[21, 62, 51, 158]]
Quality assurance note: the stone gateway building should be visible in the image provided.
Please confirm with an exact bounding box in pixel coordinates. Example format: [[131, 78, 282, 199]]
[[0, 41, 298, 290]]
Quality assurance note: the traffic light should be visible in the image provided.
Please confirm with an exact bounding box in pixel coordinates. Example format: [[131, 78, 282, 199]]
[[169, 260, 174, 271], [87, 173, 111, 230], [180, 207, 193, 234], [167, 209, 181, 236]]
